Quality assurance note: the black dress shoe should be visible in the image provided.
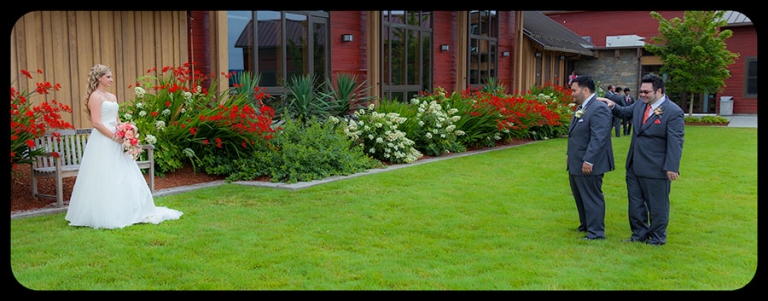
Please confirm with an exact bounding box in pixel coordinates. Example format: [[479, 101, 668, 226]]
[[622, 238, 645, 243], [576, 226, 587, 232], [581, 236, 605, 241]]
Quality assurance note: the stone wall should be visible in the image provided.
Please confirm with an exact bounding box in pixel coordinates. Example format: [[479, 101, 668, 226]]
[[572, 48, 641, 95]]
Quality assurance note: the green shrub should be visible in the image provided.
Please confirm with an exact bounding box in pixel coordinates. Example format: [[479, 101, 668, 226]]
[[119, 66, 277, 176], [343, 104, 423, 164], [225, 115, 382, 184], [700, 115, 730, 124], [685, 116, 702, 123], [442, 90, 504, 148]]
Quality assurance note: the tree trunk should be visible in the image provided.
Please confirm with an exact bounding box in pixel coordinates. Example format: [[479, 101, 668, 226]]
[[684, 91, 694, 116]]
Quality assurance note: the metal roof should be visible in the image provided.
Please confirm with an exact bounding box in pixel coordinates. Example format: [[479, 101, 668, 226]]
[[719, 10, 752, 26], [523, 11, 595, 56]]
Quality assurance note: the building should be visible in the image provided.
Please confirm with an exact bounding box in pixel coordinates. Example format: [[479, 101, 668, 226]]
[[544, 10, 757, 115], [10, 10, 595, 129]]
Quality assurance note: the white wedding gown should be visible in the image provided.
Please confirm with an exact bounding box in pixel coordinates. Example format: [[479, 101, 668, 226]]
[[65, 100, 182, 229]]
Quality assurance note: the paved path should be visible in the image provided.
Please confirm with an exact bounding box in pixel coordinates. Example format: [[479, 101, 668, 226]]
[[726, 115, 757, 128]]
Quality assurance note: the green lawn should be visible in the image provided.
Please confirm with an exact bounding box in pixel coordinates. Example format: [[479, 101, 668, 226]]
[[10, 126, 757, 290]]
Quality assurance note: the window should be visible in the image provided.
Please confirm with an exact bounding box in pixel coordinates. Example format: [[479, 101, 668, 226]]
[[468, 10, 498, 88], [744, 57, 757, 97], [382, 11, 433, 102], [227, 11, 329, 96]]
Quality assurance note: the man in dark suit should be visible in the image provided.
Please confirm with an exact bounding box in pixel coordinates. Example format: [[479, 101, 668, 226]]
[[597, 73, 685, 246], [605, 85, 626, 138], [567, 76, 615, 240], [622, 87, 635, 135]]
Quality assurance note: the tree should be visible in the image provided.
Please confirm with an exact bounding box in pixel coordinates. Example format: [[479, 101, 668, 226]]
[[645, 11, 739, 116]]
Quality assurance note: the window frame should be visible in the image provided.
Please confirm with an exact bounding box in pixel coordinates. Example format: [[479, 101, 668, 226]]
[[227, 10, 330, 97], [467, 10, 499, 89], [743, 56, 757, 98], [380, 10, 434, 103]]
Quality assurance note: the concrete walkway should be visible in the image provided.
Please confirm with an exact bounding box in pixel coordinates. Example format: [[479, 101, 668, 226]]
[[725, 114, 757, 128]]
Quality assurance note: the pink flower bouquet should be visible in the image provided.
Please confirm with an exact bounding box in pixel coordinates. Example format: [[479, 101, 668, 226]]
[[115, 122, 143, 160]]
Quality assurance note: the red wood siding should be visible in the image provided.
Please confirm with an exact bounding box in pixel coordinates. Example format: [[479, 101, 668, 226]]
[[432, 11, 456, 92], [544, 11, 685, 48], [721, 25, 757, 114], [497, 11, 516, 93], [189, 11, 212, 87], [330, 11, 367, 84]]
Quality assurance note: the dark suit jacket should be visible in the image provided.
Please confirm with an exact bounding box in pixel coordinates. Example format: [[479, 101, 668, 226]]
[[567, 96, 615, 175], [610, 96, 685, 179], [606, 92, 627, 107]]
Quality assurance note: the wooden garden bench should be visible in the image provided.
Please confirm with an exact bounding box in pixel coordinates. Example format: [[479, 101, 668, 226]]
[[30, 128, 155, 208]]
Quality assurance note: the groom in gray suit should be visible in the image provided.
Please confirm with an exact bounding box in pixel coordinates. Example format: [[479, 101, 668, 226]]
[[598, 73, 684, 246], [567, 76, 615, 240]]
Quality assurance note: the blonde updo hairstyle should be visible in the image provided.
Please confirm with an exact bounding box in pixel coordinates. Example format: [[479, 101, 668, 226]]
[[84, 64, 111, 118]]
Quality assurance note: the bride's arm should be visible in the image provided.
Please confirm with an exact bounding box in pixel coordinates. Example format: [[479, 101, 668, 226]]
[[88, 95, 120, 143]]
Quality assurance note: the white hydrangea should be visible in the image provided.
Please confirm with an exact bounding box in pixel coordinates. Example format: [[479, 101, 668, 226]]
[[139, 110, 147, 117], [123, 113, 132, 120], [136, 102, 144, 109], [155, 120, 166, 130], [134, 86, 146, 98], [162, 109, 171, 116], [144, 134, 157, 144]]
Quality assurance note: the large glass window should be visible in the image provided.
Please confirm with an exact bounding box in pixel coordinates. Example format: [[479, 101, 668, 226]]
[[744, 57, 757, 97], [382, 11, 433, 102], [228, 11, 329, 96], [468, 10, 498, 88]]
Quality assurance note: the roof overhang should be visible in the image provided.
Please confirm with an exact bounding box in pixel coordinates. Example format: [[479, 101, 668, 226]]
[[523, 11, 595, 57]]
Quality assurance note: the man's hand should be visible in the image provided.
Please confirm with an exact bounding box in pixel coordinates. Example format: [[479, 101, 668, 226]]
[[582, 162, 593, 175], [667, 171, 679, 181], [596, 97, 615, 108]]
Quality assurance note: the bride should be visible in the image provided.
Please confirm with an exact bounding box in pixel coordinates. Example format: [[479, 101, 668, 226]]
[[65, 64, 182, 229]]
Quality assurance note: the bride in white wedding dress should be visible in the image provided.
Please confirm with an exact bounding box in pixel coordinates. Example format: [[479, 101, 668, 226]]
[[65, 64, 182, 229]]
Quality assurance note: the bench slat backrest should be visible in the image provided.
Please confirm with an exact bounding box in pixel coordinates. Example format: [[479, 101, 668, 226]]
[[32, 129, 92, 169]]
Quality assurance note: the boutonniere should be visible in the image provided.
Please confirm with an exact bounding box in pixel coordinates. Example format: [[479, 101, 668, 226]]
[[654, 107, 663, 116], [575, 109, 585, 119]]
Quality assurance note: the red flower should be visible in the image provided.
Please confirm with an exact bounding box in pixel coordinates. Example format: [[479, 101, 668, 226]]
[[51, 152, 59, 158]]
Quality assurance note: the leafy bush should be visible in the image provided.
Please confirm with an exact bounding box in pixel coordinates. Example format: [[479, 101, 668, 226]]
[[343, 104, 423, 164], [119, 64, 277, 175], [223, 115, 382, 183], [405, 91, 466, 156], [10, 69, 74, 174], [684, 116, 702, 123], [700, 115, 730, 124], [523, 82, 572, 139]]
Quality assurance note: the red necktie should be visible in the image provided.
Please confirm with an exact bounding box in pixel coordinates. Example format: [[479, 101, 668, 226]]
[[643, 104, 651, 124]]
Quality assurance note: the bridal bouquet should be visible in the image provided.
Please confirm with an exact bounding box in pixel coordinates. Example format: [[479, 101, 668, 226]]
[[115, 122, 143, 160]]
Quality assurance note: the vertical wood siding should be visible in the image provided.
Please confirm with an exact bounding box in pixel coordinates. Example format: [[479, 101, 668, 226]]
[[10, 11, 189, 129]]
